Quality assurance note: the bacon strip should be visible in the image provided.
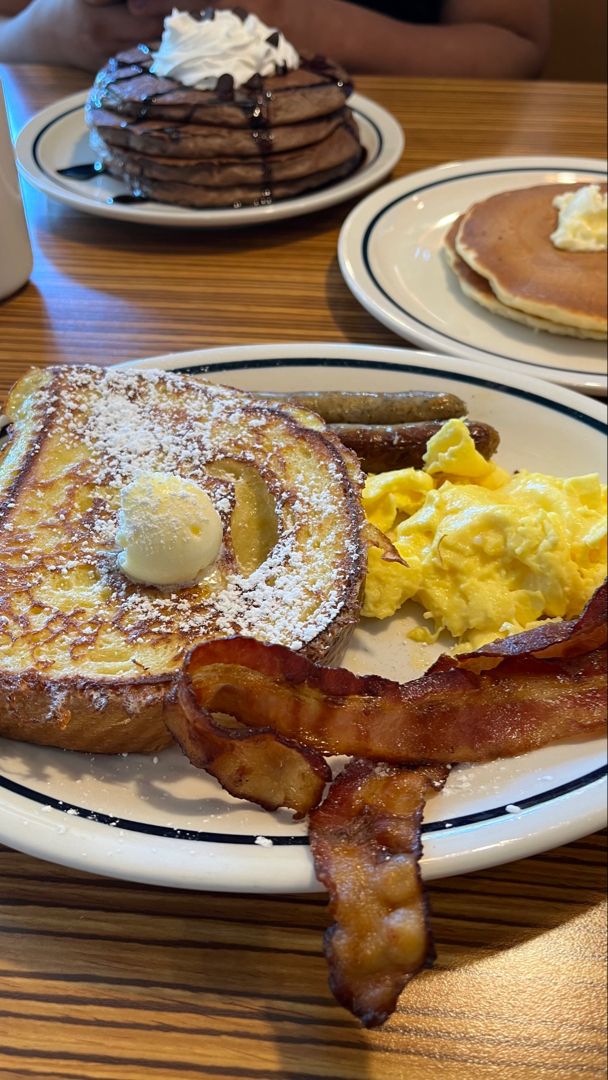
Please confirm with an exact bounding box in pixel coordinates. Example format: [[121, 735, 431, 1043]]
[[178, 634, 606, 766], [455, 580, 607, 664], [164, 677, 331, 818], [165, 583, 606, 1027], [309, 760, 448, 1027]]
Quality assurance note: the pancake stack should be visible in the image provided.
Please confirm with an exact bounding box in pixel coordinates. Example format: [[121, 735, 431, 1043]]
[[85, 44, 364, 208], [444, 184, 607, 340]]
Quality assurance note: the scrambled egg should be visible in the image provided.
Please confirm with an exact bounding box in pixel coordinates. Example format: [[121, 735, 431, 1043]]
[[362, 419, 607, 648]]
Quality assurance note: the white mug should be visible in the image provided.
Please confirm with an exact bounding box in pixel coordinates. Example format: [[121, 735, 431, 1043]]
[[0, 79, 33, 301]]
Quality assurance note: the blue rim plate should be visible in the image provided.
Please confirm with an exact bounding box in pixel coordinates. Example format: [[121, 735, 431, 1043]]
[[338, 157, 607, 395], [14, 90, 404, 228], [0, 343, 605, 892]]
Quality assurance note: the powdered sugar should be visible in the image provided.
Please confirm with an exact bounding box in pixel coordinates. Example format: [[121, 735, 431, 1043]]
[[1, 366, 364, 676]]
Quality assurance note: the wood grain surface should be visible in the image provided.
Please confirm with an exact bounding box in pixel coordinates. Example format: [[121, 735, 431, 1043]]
[[0, 65, 606, 1079], [0, 836, 606, 1080]]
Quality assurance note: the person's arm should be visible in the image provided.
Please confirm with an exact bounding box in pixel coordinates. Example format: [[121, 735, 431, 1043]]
[[127, 0, 549, 79], [0, 0, 163, 70], [0, 0, 29, 15], [0, 0, 551, 77]]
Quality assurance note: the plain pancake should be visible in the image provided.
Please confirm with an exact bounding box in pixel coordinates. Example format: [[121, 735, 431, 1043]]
[[444, 217, 607, 340], [89, 45, 352, 129], [91, 119, 362, 188], [455, 184, 607, 334], [88, 105, 349, 159]]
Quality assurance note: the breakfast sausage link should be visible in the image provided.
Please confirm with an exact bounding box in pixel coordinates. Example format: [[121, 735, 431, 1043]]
[[331, 420, 500, 473], [261, 390, 467, 425]]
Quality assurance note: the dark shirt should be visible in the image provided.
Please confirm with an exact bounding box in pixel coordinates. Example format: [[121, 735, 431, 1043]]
[[348, 0, 444, 21]]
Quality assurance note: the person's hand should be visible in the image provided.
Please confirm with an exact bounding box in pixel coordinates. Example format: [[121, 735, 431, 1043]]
[[9, 0, 165, 70]]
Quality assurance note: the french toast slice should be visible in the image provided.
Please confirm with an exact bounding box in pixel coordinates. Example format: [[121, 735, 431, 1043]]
[[0, 366, 366, 753]]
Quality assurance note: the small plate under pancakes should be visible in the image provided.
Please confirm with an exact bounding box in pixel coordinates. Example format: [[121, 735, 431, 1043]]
[[0, 343, 605, 893], [338, 156, 607, 395], [14, 89, 404, 228]]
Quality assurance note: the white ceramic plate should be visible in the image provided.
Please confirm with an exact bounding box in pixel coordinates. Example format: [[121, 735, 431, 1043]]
[[14, 90, 404, 228], [0, 343, 605, 892], [338, 157, 608, 395]]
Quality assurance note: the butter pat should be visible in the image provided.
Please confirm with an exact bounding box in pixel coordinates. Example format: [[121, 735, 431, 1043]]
[[116, 471, 222, 587], [551, 184, 607, 252]]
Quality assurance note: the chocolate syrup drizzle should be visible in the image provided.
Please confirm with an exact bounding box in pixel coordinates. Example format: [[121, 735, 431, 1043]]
[[86, 38, 352, 207], [57, 162, 105, 180], [56, 159, 150, 203]]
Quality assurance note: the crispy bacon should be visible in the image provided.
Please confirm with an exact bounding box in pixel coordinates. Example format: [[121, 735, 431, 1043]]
[[454, 580, 607, 664], [309, 761, 448, 1028], [177, 634, 606, 766], [164, 677, 331, 818], [165, 582, 607, 1027]]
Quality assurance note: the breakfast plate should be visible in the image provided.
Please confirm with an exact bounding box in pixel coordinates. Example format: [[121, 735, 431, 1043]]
[[14, 90, 404, 228], [0, 343, 606, 892], [338, 156, 608, 395]]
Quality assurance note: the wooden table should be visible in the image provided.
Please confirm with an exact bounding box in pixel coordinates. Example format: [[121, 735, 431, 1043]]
[[0, 67, 606, 1079]]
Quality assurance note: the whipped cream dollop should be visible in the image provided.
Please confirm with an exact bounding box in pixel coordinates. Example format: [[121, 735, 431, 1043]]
[[116, 471, 223, 588], [551, 183, 607, 251], [150, 9, 300, 90]]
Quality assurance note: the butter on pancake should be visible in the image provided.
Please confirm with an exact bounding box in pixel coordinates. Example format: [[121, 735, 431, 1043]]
[[452, 183, 607, 338], [443, 216, 606, 340]]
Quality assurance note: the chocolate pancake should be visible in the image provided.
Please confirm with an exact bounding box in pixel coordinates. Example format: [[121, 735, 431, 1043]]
[[443, 216, 607, 340], [89, 106, 348, 159], [90, 45, 353, 128], [454, 184, 607, 336], [92, 120, 362, 188], [99, 153, 364, 208], [85, 42, 365, 208]]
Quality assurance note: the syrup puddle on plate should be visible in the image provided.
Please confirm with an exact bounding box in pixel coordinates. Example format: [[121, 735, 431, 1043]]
[[57, 162, 104, 180]]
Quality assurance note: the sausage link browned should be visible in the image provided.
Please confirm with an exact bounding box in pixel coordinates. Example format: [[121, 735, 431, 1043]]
[[331, 420, 500, 473], [259, 390, 467, 425]]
